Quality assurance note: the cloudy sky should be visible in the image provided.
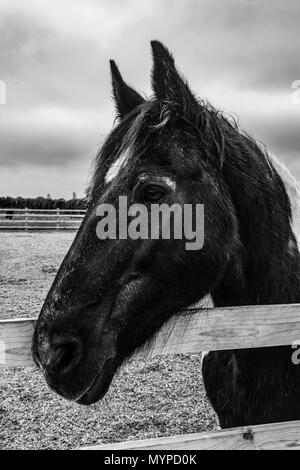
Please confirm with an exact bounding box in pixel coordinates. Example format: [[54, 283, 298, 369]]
[[0, 0, 299, 198]]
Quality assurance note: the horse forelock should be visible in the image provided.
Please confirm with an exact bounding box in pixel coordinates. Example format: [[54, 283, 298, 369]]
[[87, 100, 186, 198], [87, 103, 152, 200]]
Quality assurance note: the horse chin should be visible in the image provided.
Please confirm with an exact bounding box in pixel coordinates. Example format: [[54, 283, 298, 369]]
[[75, 358, 115, 405]]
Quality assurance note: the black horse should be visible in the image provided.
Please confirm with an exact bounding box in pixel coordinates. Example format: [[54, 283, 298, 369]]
[[32, 41, 300, 428]]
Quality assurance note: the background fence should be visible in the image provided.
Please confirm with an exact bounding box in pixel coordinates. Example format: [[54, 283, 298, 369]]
[[0, 208, 86, 231], [1, 303, 300, 449]]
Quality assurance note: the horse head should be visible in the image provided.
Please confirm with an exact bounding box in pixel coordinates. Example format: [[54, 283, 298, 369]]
[[33, 41, 289, 406]]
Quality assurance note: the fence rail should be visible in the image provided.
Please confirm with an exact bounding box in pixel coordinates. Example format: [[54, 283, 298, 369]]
[[2, 303, 300, 449], [0, 208, 86, 231], [80, 420, 300, 450], [1, 303, 300, 367]]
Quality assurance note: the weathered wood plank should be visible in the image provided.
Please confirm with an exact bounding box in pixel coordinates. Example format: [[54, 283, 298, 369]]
[[0, 318, 36, 367], [80, 420, 300, 450], [141, 303, 300, 358], [1, 303, 300, 367]]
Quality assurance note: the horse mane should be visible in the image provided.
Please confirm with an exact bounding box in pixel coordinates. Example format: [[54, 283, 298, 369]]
[[87, 97, 276, 200]]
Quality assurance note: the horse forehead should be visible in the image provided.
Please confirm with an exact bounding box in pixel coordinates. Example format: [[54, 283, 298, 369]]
[[268, 153, 300, 248]]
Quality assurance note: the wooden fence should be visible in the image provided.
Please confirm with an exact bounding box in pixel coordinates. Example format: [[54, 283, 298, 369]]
[[0, 208, 86, 231], [1, 303, 300, 449]]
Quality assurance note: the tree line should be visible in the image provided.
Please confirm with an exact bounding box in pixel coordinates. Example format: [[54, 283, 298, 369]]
[[0, 196, 87, 210]]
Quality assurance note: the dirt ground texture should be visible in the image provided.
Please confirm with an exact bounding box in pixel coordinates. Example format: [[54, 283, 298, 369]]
[[0, 232, 218, 449]]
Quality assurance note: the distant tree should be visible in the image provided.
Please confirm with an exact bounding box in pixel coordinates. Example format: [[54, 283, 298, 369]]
[[0, 196, 87, 210]]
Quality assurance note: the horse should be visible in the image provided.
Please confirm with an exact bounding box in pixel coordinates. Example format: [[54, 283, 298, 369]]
[[32, 40, 300, 428]]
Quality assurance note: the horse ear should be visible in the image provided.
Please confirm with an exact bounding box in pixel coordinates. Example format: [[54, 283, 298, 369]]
[[150, 40, 197, 107], [110, 60, 145, 119]]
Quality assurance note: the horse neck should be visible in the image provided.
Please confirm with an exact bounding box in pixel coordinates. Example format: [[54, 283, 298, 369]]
[[211, 138, 300, 308]]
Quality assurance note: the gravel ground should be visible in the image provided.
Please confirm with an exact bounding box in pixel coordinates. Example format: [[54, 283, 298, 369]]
[[0, 232, 218, 449]]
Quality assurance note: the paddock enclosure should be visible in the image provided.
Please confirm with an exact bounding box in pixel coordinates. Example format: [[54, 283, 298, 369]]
[[1, 231, 300, 450], [0, 208, 85, 231]]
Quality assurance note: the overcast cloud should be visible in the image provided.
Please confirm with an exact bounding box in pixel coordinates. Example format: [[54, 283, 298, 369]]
[[0, 0, 299, 197]]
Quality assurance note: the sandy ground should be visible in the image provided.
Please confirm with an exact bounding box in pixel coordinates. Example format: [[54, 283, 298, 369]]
[[0, 232, 218, 449]]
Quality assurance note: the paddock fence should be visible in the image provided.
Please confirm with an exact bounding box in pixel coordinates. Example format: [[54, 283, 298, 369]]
[[1, 303, 300, 450], [0, 208, 86, 231]]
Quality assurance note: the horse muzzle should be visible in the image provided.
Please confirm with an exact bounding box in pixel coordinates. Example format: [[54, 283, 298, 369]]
[[32, 311, 118, 404]]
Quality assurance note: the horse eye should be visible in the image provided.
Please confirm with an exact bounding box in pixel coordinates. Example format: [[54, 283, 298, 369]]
[[139, 185, 168, 203]]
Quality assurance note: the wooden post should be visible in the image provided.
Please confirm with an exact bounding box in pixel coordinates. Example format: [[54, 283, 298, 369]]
[[25, 207, 28, 231], [56, 208, 60, 230]]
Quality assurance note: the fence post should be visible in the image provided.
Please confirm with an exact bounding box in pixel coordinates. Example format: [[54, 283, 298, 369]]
[[25, 207, 28, 231], [56, 208, 60, 230]]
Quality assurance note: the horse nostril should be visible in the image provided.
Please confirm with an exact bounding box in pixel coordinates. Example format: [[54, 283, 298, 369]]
[[48, 338, 82, 374]]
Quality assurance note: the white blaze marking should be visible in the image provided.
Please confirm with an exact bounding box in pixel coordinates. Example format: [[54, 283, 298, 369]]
[[161, 176, 176, 191], [268, 153, 300, 250], [105, 148, 130, 184]]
